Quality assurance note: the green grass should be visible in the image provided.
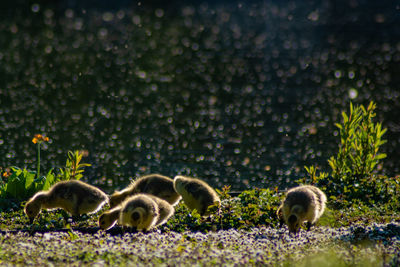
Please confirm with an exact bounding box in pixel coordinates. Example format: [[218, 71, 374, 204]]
[[0, 191, 399, 266], [1, 193, 399, 232]]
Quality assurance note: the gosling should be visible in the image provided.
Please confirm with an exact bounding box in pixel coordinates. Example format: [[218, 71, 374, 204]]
[[277, 185, 326, 234], [173, 175, 220, 216], [109, 174, 181, 208], [150, 195, 175, 226], [98, 206, 121, 230], [99, 194, 174, 230], [25, 180, 108, 223], [119, 194, 160, 232]]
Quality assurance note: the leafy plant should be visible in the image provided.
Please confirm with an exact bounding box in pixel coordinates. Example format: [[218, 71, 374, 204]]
[[215, 185, 232, 200], [328, 101, 387, 188], [58, 150, 91, 180], [302, 101, 399, 207], [0, 167, 56, 203], [0, 134, 54, 206], [236, 188, 281, 227], [0, 146, 91, 210], [298, 166, 328, 185]]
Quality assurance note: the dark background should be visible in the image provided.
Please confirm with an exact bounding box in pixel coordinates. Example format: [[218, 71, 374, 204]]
[[0, 0, 399, 192]]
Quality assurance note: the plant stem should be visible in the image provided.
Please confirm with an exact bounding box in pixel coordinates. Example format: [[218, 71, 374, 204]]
[[37, 142, 41, 179]]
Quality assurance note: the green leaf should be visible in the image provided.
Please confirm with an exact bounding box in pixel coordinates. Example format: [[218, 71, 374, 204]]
[[375, 153, 387, 160], [45, 169, 55, 187], [342, 111, 348, 123], [10, 166, 22, 173], [328, 158, 336, 171], [5, 172, 24, 199], [378, 140, 387, 146], [24, 170, 35, 191], [367, 101, 374, 111], [42, 174, 53, 191], [334, 123, 342, 129], [378, 128, 387, 138]]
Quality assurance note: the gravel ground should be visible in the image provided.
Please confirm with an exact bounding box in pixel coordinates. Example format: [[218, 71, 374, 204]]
[[1, 223, 399, 266]]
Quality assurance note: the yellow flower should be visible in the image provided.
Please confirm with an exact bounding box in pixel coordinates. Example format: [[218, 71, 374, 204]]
[[32, 134, 50, 144], [2, 169, 11, 178]]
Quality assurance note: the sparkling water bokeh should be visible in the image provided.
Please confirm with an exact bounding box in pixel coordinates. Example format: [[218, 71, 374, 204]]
[[1, 0, 399, 192]]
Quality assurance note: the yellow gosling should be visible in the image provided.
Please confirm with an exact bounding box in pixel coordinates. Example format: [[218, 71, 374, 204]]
[[98, 194, 174, 230], [119, 194, 159, 232], [148, 195, 174, 226], [173, 175, 220, 216], [24, 180, 108, 222], [109, 174, 181, 208], [277, 185, 327, 234], [98, 206, 121, 230]]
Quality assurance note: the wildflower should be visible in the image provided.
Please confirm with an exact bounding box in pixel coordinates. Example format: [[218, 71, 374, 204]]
[[32, 134, 50, 144], [32, 134, 50, 179], [2, 168, 11, 178]]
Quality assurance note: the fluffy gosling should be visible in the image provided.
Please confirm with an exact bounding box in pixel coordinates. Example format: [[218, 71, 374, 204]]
[[277, 185, 326, 234], [99, 194, 174, 230], [24, 180, 108, 223], [109, 174, 181, 208], [119, 194, 164, 231], [173, 175, 220, 216], [119, 194, 160, 232], [98, 206, 121, 230], [150, 194, 175, 226]]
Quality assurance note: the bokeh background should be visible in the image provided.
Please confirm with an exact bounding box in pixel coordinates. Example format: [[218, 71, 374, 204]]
[[1, 0, 399, 192]]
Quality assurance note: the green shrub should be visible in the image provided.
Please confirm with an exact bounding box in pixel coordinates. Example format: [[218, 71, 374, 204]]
[[301, 101, 399, 208], [166, 185, 281, 232], [58, 150, 91, 181], [328, 102, 387, 190]]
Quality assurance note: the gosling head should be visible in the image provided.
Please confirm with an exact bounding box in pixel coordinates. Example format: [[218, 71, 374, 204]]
[[131, 211, 140, 224], [24, 201, 41, 223], [119, 206, 148, 230], [98, 213, 114, 230], [173, 176, 187, 192], [287, 214, 301, 234], [130, 210, 142, 226]]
